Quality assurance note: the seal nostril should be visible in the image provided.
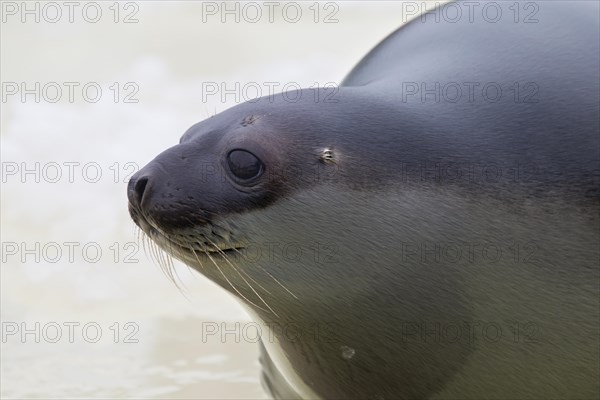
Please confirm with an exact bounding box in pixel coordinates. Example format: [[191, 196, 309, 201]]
[[127, 169, 154, 210], [134, 176, 149, 205]]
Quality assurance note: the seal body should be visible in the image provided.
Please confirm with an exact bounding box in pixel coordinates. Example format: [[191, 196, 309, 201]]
[[128, 1, 600, 398]]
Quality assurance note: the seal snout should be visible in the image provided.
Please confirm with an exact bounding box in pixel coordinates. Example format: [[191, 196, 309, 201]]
[[127, 161, 243, 261], [127, 160, 207, 233]]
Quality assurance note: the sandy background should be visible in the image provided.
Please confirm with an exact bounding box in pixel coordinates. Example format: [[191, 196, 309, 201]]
[[0, 1, 435, 398]]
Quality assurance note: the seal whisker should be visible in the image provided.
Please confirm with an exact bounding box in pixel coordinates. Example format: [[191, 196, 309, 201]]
[[151, 237, 176, 286], [134, 225, 141, 244], [230, 262, 280, 318], [180, 216, 210, 277], [163, 244, 179, 277], [140, 233, 160, 274], [235, 265, 274, 296], [201, 247, 270, 313], [144, 234, 171, 282], [206, 238, 279, 317], [184, 244, 204, 271], [152, 241, 170, 280], [135, 227, 153, 268], [149, 233, 180, 288], [163, 243, 188, 293], [145, 222, 188, 289], [136, 229, 161, 277], [207, 239, 273, 295], [155, 241, 169, 270], [139, 229, 149, 258], [157, 233, 178, 276], [231, 247, 299, 300]]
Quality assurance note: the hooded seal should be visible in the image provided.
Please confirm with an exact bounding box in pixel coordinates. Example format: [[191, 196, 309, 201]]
[[128, 1, 599, 398]]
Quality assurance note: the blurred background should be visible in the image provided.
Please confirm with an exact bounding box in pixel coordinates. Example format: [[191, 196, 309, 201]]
[[0, 1, 440, 398]]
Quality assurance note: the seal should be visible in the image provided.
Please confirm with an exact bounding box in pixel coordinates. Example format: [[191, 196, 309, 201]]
[[128, 1, 600, 398]]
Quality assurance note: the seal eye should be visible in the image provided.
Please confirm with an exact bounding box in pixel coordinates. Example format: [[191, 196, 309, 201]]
[[227, 150, 263, 181]]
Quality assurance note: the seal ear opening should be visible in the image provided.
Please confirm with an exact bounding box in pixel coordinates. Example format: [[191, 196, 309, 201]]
[[319, 148, 336, 164]]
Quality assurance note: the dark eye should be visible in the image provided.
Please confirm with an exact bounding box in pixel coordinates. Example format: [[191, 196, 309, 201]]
[[227, 150, 263, 181]]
